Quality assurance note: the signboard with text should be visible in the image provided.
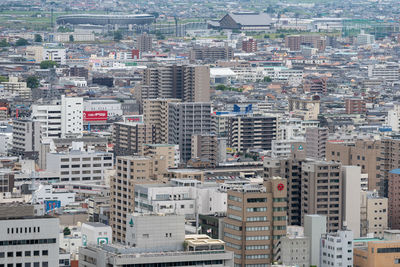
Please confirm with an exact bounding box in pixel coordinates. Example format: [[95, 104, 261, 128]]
[[83, 111, 108, 121]]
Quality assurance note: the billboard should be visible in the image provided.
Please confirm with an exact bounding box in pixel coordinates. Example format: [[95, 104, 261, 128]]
[[83, 111, 108, 121], [123, 115, 143, 123], [44, 200, 61, 213]]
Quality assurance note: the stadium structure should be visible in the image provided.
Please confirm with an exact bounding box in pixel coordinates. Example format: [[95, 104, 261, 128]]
[[56, 14, 155, 26]]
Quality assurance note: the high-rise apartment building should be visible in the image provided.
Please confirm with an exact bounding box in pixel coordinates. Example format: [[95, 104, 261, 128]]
[[136, 33, 152, 52], [326, 139, 381, 192], [303, 76, 327, 94], [305, 127, 328, 160], [190, 133, 218, 167], [143, 98, 180, 144], [223, 178, 287, 266], [285, 35, 301, 51], [11, 119, 41, 161], [288, 97, 320, 121], [168, 102, 213, 162], [242, 38, 257, 52], [301, 161, 343, 233], [141, 143, 180, 168], [110, 155, 168, 243], [228, 115, 277, 153], [388, 169, 400, 229], [112, 121, 156, 157], [137, 65, 210, 103]]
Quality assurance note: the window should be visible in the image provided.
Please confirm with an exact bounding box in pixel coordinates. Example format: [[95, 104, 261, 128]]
[[25, 251, 31, 256], [247, 198, 266, 203], [7, 252, 13, 257], [227, 214, 242, 221], [228, 195, 242, 202], [228, 204, 242, 211], [247, 216, 267, 222], [247, 207, 266, 212], [33, 251, 40, 256], [42, 250, 48, 256], [16, 251, 22, 257]]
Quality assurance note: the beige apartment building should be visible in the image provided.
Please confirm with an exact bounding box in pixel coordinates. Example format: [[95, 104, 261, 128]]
[[326, 139, 380, 192], [141, 143, 178, 168], [288, 97, 320, 121], [301, 161, 342, 233], [360, 191, 388, 237], [143, 98, 180, 144], [1, 76, 31, 99], [112, 121, 156, 157], [191, 134, 218, 167], [223, 178, 287, 266], [110, 155, 168, 243]]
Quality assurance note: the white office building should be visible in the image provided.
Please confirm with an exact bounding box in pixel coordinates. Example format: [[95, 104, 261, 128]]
[[342, 166, 361, 238], [134, 179, 227, 217], [320, 229, 353, 267], [60, 95, 83, 138], [43, 44, 66, 65], [0, 215, 59, 266], [84, 99, 123, 117], [32, 184, 75, 207], [304, 214, 327, 267], [81, 222, 112, 247], [46, 143, 113, 183]]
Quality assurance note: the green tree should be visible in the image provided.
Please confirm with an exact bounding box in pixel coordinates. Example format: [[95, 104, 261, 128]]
[[0, 76, 8, 83], [279, 33, 285, 38], [263, 76, 272, 82], [15, 38, 28, 46], [63, 227, 71, 236], [69, 34, 74, 42], [0, 39, 9, 47], [40, 60, 58, 69], [216, 84, 227, 91], [26, 76, 40, 88], [114, 31, 123, 42], [34, 34, 42, 43]]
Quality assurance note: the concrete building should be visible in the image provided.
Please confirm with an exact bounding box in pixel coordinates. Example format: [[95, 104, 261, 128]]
[[110, 155, 168, 243], [304, 214, 326, 267], [368, 63, 399, 82], [11, 119, 41, 161], [190, 134, 218, 167], [223, 178, 287, 266], [345, 98, 367, 114], [143, 98, 180, 144], [189, 45, 233, 61], [0, 206, 59, 267], [136, 33, 152, 52], [320, 229, 353, 267], [83, 99, 123, 117], [43, 43, 66, 65], [303, 76, 327, 94], [354, 239, 400, 267], [288, 97, 320, 121], [142, 143, 180, 168], [0, 170, 14, 193], [360, 191, 388, 237], [134, 179, 226, 217], [31, 96, 83, 143], [168, 102, 213, 162], [46, 142, 113, 183], [275, 227, 310, 267], [80, 214, 233, 267], [342, 165, 361, 238], [112, 121, 156, 157], [357, 30, 375, 45], [301, 161, 343, 233], [137, 65, 210, 103], [242, 38, 257, 52], [32, 184, 75, 207], [388, 169, 400, 229], [305, 127, 328, 160], [227, 115, 277, 153], [81, 222, 112, 247], [1, 76, 31, 99], [326, 139, 381, 192], [285, 35, 301, 51]]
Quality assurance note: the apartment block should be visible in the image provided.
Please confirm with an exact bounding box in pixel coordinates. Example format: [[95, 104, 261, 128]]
[[11, 119, 41, 161], [303, 76, 327, 94], [242, 38, 257, 52], [360, 191, 388, 237], [379, 138, 400, 197], [326, 139, 380, 192], [275, 227, 310, 267], [110, 155, 168, 243], [142, 143, 179, 168], [143, 98, 180, 144], [305, 127, 328, 160], [168, 102, 213, 162], [1, 76, 31, 99], [388, 169, 400, 229], [301, 161, 343, 233], [112, 121, 156, 157], [190, 133, 218, 167], [189, 45, 233, 61], [228, 115, 277, 153], [345, 98, 367, 114], [136, 33, 152, 52], [223, 178, 287, 266], [137, 65, 210, 103], [285, 35, 301, 51]]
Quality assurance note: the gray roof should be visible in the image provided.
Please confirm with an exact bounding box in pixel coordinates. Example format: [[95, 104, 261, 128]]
[[228, 12, 272, 26]]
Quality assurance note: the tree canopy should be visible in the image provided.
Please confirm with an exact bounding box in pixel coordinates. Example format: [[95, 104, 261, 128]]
[[40, 60, 58, 69]]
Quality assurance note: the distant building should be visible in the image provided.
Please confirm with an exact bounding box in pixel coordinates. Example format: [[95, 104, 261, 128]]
[[285, 35, 301, 51], [305, 127, 328, 160], [360, 191, 388, 237], [210, 12, 272, 31], [242, 38, 257, 52], [345, 98, 366, 114], [136, 33, 152, 52], [190, 46, 233, 61], [388, 169, 400, 229], [1, 76, 31, 99], [303, 76, 327, 94], [304, 214, 326, 267], [190, 134, 218, 167], [288, 97, 320, 121], [11, 119, 41, 161], [353, 237, 400, 267], [276, 227, 310, 267]]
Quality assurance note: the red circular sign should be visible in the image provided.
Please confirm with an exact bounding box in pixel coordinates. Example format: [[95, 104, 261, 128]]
[[277, 183, 284, 191]]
